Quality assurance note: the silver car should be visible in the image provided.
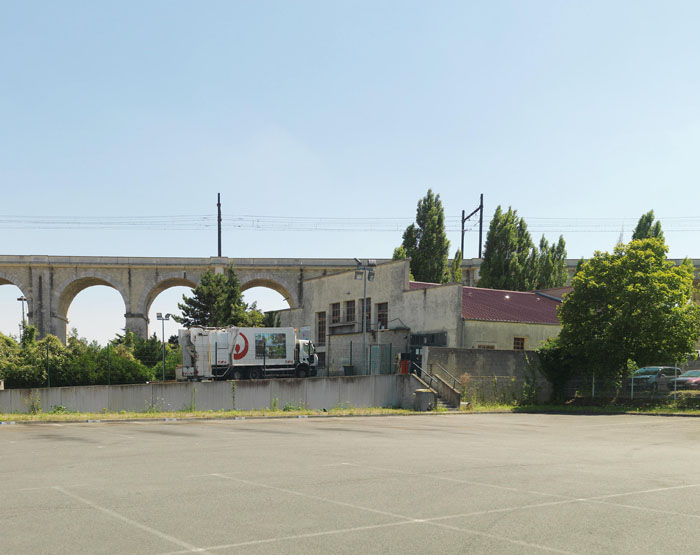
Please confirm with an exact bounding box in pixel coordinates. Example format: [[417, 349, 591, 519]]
[[629, 366, 681, 393]]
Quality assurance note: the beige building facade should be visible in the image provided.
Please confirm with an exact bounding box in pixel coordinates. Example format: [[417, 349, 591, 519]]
[[279, 260, 562, 375]]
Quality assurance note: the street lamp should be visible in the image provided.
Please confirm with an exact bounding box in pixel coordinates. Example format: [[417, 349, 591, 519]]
[[354, 259, 376, 375], [17, 296, 27, 338], [156, 313, 171, 382]]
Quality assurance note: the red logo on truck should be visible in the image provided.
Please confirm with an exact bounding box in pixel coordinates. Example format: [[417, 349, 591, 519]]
[[233, 332, 249, 360]]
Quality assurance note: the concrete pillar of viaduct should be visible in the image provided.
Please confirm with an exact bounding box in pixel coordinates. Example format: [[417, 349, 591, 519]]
[[125, 313, 149, 339]]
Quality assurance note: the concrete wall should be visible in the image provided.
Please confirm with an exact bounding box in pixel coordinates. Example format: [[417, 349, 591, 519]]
[[424, 346, 551, 403], [233, 374, 421, 411], [462, 320, 561, 351], [0, 375, 423, 414]]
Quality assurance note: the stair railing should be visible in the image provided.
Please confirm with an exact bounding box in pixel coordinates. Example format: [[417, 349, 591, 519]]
[[429, 361, 461, 391]]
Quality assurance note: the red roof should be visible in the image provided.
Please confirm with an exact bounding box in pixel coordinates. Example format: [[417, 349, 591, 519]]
[[461, 287, 561, 325]]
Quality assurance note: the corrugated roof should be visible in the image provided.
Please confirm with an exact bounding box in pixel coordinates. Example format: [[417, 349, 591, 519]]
[[461, 287, 561, 325]]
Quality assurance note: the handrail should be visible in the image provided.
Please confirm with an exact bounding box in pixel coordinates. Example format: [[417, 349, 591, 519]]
[[410, 361, 437, 389], [429, 361, 461, 391]]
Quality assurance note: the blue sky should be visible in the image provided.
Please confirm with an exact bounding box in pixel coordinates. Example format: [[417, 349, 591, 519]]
[[2, 1, 699, 344]]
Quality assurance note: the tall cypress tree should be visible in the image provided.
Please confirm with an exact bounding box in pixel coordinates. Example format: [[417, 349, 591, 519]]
[[399, 189, 450, 283], [478, 206, 533, 290], [632, 210, 664, 241], [479, 206, 567, 291]]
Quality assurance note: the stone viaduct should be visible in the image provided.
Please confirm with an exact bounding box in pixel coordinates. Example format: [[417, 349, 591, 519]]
[[0, 255, 390, 343]]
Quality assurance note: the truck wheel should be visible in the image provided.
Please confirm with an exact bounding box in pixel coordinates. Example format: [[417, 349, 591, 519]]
[[232, 370, 243, 380], [249, 368, 261, 379], [296, 366, 308, 378]]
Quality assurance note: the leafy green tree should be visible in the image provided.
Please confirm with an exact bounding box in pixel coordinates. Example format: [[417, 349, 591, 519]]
[[392, 245, 408, 260], [398, 189, 450, 283], [632, 210, 664, 241], [533, 235, 568, 289], [392, 245, 415, 280], [0, 329, 158, 389], [263, 311, 281, 327], [450, 249, 463, 283], [174, 266, 263, 328], [133, 333, 163, 367], [479, 206, 567, 291], [478, 206, 534, 290], [536, 336, 578, 402], [557, 238, 700, 388]]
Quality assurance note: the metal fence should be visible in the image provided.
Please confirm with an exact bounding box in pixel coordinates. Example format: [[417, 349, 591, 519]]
[[563, 363, 698, 401], [332, 341, 396, 376]]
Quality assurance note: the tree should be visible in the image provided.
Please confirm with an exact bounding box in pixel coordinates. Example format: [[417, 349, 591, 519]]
[[632, 210, 664, 241], [479, 206, 567, 291], [557, 238, 700, 388], [174, 266, 264, 328], [478, 206, 533, 290], [398, 189, 450, 283], [533, 235, 568, 290], [450, 249, 463, 283], [263, 311, 281, 327]]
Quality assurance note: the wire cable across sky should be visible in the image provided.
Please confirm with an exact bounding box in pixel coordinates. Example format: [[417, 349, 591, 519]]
[[1, 214, 700, 234]]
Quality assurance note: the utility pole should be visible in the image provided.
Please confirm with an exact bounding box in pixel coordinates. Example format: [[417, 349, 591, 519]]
[[461, 194, 484, 258], [217, 193, 222, 257]]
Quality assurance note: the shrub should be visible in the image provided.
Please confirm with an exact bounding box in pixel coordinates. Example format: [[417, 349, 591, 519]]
[[670, 391, 700, 409]]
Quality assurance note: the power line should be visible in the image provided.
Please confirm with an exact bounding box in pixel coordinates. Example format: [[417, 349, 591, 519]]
[[1, 214, 700, 234]]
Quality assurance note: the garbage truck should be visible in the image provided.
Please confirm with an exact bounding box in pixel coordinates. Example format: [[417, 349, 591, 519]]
[[178, 327, 318, 380]]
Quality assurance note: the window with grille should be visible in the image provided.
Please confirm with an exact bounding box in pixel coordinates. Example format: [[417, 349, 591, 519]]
[[478, 344, 496, 350], [345, 300, 355, 322], [330, 303, 340, 324], [377, 302, 388, 329], [513, 337, 525, 351], [316, 312, 326, 346]]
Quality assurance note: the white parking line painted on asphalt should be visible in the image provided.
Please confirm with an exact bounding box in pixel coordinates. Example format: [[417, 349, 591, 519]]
[[53, 486, 211, 554], [340, 463, 700, 524], [206, 473, 583, 555], [341, 461, 567, 499]]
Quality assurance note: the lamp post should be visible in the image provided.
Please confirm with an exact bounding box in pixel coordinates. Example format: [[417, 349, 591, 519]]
[[354, 258, 376, 375], [17, 296, 27, 338], [156, 313, 171, 382]]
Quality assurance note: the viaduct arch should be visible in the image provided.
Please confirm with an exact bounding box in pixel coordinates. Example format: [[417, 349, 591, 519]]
[[0, 256, 380, 343]]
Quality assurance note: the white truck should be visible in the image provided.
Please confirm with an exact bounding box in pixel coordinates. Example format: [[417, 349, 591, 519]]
[[178, 327, 318, 380]]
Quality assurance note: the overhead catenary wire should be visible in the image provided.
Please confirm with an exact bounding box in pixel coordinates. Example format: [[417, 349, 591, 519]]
[[1, 214, 700, 233]]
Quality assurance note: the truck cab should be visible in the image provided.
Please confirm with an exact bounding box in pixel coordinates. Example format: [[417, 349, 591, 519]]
[[296, 340, 318, 377]]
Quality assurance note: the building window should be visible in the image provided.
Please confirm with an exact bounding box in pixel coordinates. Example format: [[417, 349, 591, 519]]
[[360, 297, 371, 329], [513, 337, 525, 351], [478, 344, 496, 350], [330, 303, 340, 324], [317, 352, 326, 368], [316, 312, 326, 346], [345, 300, 355, 323], [377, 302, 388, 329]]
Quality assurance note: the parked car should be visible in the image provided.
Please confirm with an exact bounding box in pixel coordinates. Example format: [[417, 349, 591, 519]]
[[667, 370, 700, 390], [629, 366, 681, 392]]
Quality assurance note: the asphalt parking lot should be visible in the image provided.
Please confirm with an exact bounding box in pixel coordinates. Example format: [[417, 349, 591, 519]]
[[2, 413, 700, 554]]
